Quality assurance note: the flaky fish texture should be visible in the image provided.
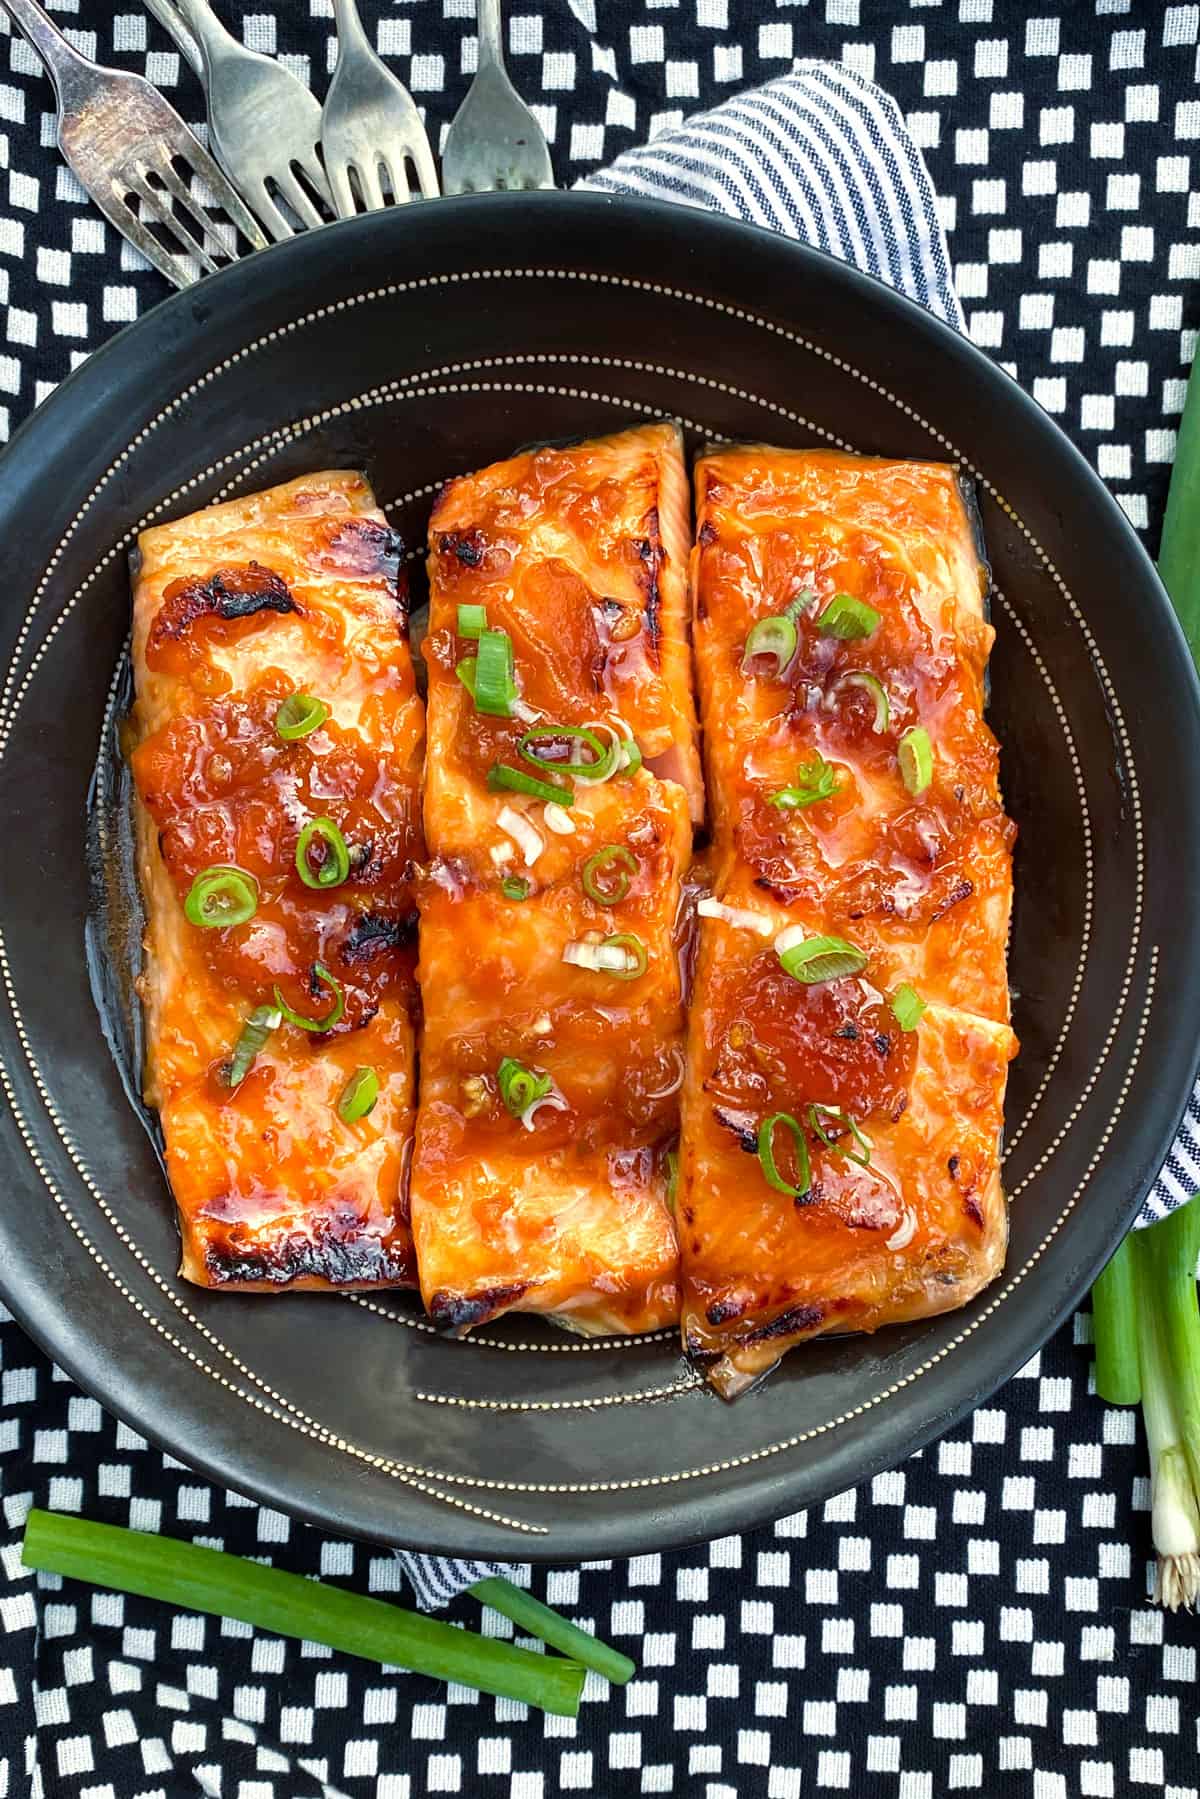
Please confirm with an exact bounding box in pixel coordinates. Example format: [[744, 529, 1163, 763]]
[[411, 423, 700, 1334], [130, 472, 424, 1290], [680, 446, 1017, 1396]]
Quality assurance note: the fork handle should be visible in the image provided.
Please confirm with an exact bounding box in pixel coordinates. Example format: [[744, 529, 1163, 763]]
[[1, 0, 95, 105], [156, 0, 241, 76], [476, 0, 505, 68], [142, 0, 204, 78]]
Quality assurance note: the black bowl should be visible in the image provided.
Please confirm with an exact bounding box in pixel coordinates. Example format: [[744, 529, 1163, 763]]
[[0, 194, 1196, 1561]]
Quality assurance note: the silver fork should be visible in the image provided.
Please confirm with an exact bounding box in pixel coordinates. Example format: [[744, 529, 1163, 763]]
[[441, 0, 555, 195], [144, 0, 333, 241], [321, 0, 438, 215], [2, 0, 267, 288]]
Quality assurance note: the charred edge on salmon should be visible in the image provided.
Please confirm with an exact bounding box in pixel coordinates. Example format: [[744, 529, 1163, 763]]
[[438, 529, 485, 568], [930, 877, 974, 921], [202, 1222, 415, 1288], [341, 910, 418, 963], [712, 1107, 760, 1153], [427, 1283, 530, 1332], [742, 1301, 826, 1345], [634, 509, 663, 662], [150, 563, 296, 646]]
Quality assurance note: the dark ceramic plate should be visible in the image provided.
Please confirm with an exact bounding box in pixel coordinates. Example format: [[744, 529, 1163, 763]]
[[0, 195, 1197, 1561]]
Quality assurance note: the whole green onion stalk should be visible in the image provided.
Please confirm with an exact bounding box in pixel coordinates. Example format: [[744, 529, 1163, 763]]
[[1091, 1195, 1200, 1609]]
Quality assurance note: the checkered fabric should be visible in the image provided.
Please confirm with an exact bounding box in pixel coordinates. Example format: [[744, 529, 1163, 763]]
[[0, 4, 1197, 1796]]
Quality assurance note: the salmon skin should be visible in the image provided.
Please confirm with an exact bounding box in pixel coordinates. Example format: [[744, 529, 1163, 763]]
[[681, 446, 1017, 1396], [410, 423, 701, 1334], [129, 471, 425, 1290]]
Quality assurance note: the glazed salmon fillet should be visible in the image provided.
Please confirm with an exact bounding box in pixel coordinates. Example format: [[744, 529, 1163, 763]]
[[681, 446, 1017, 1395], [411, 423, 700, 1333], [130, 471, 424, 1290]]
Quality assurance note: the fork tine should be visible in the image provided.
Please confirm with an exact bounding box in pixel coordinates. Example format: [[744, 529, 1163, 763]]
[[410, 135, 439, 201], [94, 188, 193, 289], [380, 153, 410, 207], [147, 158, 238, 263], [122, 175, 221, 277], [251, 183, 296, 244], [277, 166, 326, 232], [165, 135, 270, 252], [357, 160, 386, 213], [292, 151, 335, 210], [326, 160, 358, 220]]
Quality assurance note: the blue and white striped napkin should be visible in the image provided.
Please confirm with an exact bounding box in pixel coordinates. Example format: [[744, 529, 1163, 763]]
[[397, 55, 1188, 1610]]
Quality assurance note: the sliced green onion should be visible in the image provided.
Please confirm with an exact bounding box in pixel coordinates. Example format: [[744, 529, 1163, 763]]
[[619, 739, 643, 777], [457, 603, 487, 639], [456, 658, 479, 700], [222, 1004, 280, 1089], [890, 983, 927, 1032], [1091, 1234, 1141, 1407], [501, 875, 530, 901], [834, 671, 890, 732], [273, 963, 345, 1034], [757, 1111, 812, 1199], [337, 1066, 379, 1123], [519, 724, 616, 782], [22, 1510, 585, 1717], [184, 865, 259, 930], [497, 1056, 553, 1118], [785, 587, 816, 623], [775, 930, 868, 985], [741, 614, 797, 677], [601, 932, 647, 980], [467, 1576, 634, 1688], [665, 1148, 679, 1211], [296, 816, 352, 890], [899, 725, 934, 795], [582, 845, 638, 906], [817, 592, 882, 640], [768, 752, 840, 811], [275, 693, 328, 741], [474, 627, 517, 716], [487, 763, 572, 806], [807, 1103, 873, 1167]]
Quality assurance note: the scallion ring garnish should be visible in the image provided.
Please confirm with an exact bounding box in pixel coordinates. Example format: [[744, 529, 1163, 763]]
[[457, 603, 487, 639], [295, 816, 351, 890], [602, 932, 648, 980], [272, 963, 345, 1034], [496, 1056, 553, 1119], [222, 1004, 280, 1088], [817, 592, 882, 640], [474, 627, 517, 716], [833, 671, 890, 733], [184, 864, 259, 929], [807, 1103, 873, 1167], [768, 751, 841, 811], [337, 1066, 379, 1123], [518, 724, 617, 783], [741, 614, 798, 678], [898, 725, 934, 795], [275, 693, 328, 741], [487, 763, 573, 806], [890, 983, 927, 1031], [785, 587, 816, 623], [775, 928, 868, 985], [581, 845, 638, 907], [501, 875, 530, 901], [757, 1111, 812, 1199]]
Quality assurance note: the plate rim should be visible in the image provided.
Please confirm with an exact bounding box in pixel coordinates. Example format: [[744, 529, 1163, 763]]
[[0, 191, 1197, 1560]]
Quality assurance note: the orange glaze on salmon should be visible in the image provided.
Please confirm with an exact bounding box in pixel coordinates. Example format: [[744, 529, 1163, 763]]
[[129, 472, 425, 1290], [681, 446, 1017, 1396], [411, 423, 701, 1334]]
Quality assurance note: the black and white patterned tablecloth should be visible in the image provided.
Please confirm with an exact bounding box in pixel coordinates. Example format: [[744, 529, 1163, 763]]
[[0, 4, 1197, 1796]]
